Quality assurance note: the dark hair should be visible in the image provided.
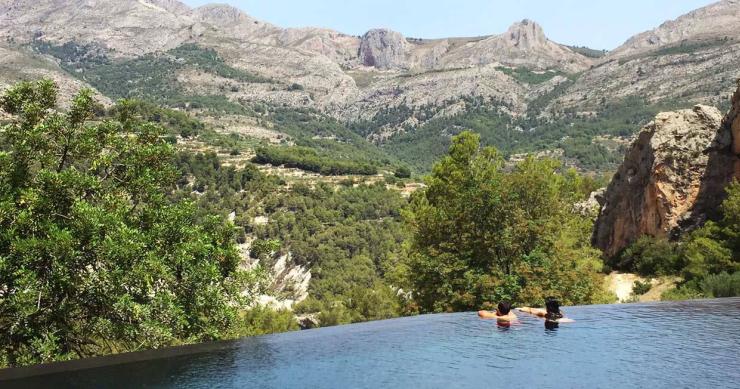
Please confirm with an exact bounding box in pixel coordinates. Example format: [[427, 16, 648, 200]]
[[497, 301, 512, 315], [545, 297, 563, 321]]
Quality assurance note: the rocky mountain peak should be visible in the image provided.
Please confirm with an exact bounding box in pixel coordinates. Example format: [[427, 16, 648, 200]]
[[193, 3, 260, 26], [610, 0, 740, 57], [505, 19, 548, 50], [144, 0, 192, 15], [440, 18, 591, 72], [359, 28, 409, 69]]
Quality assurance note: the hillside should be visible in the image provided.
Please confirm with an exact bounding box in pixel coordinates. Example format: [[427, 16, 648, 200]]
[[1, 0, 739, 173]]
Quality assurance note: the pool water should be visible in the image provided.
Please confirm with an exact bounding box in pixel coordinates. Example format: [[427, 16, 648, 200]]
[[3, 298, 740, 388]]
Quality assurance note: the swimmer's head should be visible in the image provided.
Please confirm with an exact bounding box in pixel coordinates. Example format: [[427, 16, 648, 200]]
[[545, 297, 563, 320], [497, 301, 512, 315], [545, 297, 560, 315]]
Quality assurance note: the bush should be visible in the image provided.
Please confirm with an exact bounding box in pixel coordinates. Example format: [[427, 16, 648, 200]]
[[288, 83, 304, 91], [632, 280, 652, 295], [250, 239, 281, 260], [239, 306, 299, 336], [701, 272, 740, 298], [661, 284, 703, 301], [394, 166, 412, 178]]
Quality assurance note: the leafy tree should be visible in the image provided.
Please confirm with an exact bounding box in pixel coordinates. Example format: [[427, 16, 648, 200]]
[[0, 80, 262, 367], [404, 131, 609, 312]]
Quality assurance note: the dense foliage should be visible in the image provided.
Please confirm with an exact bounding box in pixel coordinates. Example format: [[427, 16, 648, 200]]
[[382, 94, 681, 172], [251, 182, 410, 325], [266, 107, 399, 169], [170, 148, 410, 326], [403, 132, 612, 312], [254, 146, 378, 175], [34, 42, 269, 113], [107, 99, 205, 138], [0, 80, 267, 367]]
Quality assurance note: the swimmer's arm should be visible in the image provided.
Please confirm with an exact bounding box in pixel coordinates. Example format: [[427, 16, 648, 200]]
[[558, 318, 575, 323], [516, 307, 546, 317]]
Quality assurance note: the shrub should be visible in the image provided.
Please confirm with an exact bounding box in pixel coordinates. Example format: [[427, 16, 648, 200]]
[[250, 239, 281, 260], [288, 83, 304, 91], [632, 280, 652, 296], [239, 306, 299, 336], [394, 165, 412, 178], [700, 272, 740, 298], [660, 285, 703, 301]]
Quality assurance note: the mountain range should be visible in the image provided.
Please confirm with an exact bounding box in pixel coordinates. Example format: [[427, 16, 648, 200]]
[[1, 0, 739, 171]]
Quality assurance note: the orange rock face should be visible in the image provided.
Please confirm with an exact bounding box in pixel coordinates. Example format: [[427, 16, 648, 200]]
[[593, 87, 740, 257]]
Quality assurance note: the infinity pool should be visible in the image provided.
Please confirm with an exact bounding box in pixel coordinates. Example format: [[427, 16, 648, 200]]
[[3, 298, 739, 388]]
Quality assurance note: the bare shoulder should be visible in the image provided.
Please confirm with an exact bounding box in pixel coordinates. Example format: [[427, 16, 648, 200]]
[[498, 312, 517, 321]]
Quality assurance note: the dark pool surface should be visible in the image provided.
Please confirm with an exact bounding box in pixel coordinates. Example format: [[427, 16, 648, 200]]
[[3, 298, 740, 388]]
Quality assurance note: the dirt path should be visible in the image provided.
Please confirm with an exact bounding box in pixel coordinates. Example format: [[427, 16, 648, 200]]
[[605, 272, 680, 303], [606, 272, 642, 302]]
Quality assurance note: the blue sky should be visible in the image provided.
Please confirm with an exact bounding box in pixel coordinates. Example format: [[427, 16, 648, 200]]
[[181, 0, 716, 50]]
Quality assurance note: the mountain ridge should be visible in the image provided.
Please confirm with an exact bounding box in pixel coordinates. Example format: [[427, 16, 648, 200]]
[[1, 0, 738, 173]]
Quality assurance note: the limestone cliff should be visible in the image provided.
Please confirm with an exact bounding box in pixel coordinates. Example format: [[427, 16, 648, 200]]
[[725, 81, 740, 155], [593, 86, 740, 257], [440, 20, 592, 73], [359, 29, 409, 70]]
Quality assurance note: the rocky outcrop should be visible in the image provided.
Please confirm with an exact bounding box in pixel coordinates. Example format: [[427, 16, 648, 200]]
[[359, 29, 409, 70], [574, 188, 606, 216], [593, 91, 740, 257], [296, 314, 320, 330], [505, 19, 548, 50], [0, 0, 204, 56], [240, 243, 311, 310], [440, 20, 592, 73]]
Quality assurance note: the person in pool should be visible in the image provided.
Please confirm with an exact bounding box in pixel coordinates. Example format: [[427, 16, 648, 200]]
[[516, 297, 574, 328], [478, 301, 517, 322]]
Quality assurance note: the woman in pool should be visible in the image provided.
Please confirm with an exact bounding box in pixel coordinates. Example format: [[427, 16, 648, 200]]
[[478, 301, 517, 322], [517, 297, 574, 328]]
